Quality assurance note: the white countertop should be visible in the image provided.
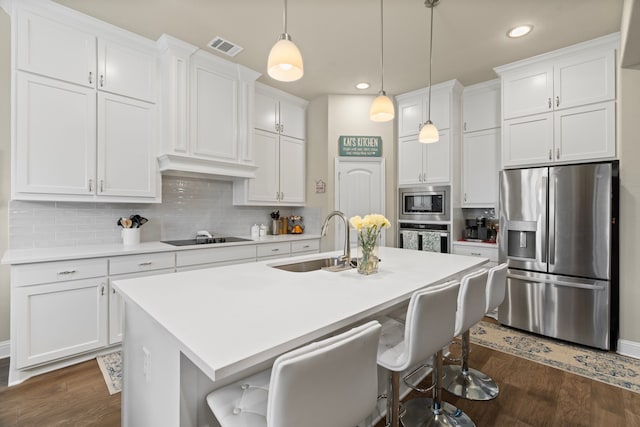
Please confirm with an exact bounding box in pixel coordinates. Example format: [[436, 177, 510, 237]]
[[113, 247, 487, 382], [1, 234, 321, 265]]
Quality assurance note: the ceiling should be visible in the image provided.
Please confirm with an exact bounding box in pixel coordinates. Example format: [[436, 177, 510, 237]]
[[52, 0, 624, 101]]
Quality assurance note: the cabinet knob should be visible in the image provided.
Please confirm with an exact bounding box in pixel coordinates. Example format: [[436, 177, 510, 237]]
[[463, 122, 467, 131], [280, 192, 284, 200], [100, 180, 104, 193], [556, 96, 560, 107], [548, 149, 552, 160], [556, 148, 560, 159], [101, 284, 105, 296], [548, 98, 552, 109], [276, 192, 280, 201], [464, 193, 467, 202], [100, 74, 104, 87], [88, 72, 93, 84], [88, 179, 93, 192]]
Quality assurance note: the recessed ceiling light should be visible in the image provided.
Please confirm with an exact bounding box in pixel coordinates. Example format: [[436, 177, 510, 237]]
[[356, 82, 370, 90], [507, 25, 533, 38]]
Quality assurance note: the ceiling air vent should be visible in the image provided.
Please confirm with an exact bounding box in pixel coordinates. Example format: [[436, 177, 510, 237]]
[[208, 36, 244, 57]]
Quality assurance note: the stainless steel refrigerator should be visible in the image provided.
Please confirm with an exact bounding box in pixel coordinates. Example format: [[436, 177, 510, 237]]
[[498, 161, 619, 350]]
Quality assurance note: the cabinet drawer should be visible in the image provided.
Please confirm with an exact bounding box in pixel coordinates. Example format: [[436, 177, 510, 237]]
[[109, 252, 175, 275], [176, 245, 256, 267], [291, 240, 320, 254], [257, 242, 291, 258], [452, 244, 498, 262], [13, 258, 108, 287]]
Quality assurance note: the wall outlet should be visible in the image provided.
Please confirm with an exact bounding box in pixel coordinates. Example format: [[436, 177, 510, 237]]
[[143, 346, 151, 381]]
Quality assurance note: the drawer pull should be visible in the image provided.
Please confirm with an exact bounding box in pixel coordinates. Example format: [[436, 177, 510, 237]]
[[303, 245, 310, 249], [272, 248, 280, 252], [470, 252, 482, 256], [57, 269, 77, 275], [138, 262, 153, 266], [101, 284, 105, 296]]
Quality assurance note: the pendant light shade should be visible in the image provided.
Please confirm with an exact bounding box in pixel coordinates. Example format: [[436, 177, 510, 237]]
[[268, 0, 303, 82], [419, 0, 439, 143], [369, 0, 394, 122], [370, 91, 395, 122], [419, 120, 440, 143]]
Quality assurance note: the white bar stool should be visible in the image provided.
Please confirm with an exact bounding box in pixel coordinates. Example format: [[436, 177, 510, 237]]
[[377, 280, 474, 427], [206, 321, 381, 427], [442, 264, 507, 401]]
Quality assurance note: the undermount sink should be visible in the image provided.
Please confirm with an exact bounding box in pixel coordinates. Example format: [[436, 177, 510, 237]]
[[271, 257, 353, 273]]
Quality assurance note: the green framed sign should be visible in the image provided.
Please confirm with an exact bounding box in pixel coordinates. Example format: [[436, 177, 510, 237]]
[[338, 136, 382, 157]]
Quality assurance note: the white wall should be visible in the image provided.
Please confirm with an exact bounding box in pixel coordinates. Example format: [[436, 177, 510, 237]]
[[328, 95, 397, 247], [0, 9, 10, 345], [619, 66, 640, 347]]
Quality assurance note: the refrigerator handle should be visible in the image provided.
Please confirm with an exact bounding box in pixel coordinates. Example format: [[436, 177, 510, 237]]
[[549, 175, 557, 266], [507, 273, 607, 291], [540, 175, 548, 263]]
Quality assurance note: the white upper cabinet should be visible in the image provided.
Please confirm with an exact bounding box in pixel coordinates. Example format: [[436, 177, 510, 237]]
[[157, 36, 260, 178], [254, 87, 306, 140], [16, 8, 95, 88], [15, 72, 97, 196], [397, 82, 454, 138], [496, 33, 619, 168], [97, 92, 157, 198], [461, 80, 501, 207], [463, 79, 501, 132], [16, 7, 156, 102], [190, 51, 238, 161], [233, 83, 307, 206], [397, 131, 451, 186], [11, 2, 160, 202], [396, 80, 462, 186], [97, 38, 157, 103], [462, 129, 500, 207]]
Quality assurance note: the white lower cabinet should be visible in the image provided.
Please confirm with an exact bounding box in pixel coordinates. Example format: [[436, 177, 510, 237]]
[[108, 252, 176, 344], [14, 277, 108, 369], [291, 239, 320, 255], [108, 268, 175, 345], [452, 243, 498, 268]]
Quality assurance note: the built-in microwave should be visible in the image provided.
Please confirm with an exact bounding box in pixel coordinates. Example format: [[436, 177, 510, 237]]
[[399, 185, 450, 222]]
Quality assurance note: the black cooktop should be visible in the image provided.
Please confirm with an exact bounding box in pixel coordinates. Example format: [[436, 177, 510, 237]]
[[162, 236, 253, 246]]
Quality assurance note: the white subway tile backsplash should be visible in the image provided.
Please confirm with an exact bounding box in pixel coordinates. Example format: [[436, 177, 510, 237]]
[[8, 176, 321, 249]]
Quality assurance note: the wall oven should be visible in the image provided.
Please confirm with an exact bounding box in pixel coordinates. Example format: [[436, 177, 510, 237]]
[[398, 223, 450, 254], [399, 185, 450, 222]]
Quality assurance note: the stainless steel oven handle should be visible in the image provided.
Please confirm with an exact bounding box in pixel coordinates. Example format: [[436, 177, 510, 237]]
[[507, 273, 606, 291]]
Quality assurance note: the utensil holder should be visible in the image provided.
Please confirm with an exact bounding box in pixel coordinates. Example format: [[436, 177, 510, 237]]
[[122, 228, 140, 246]]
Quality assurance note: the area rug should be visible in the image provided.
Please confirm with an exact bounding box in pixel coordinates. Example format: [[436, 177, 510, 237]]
[[470, 321, 640, 394], [96, 351, 122, 395]]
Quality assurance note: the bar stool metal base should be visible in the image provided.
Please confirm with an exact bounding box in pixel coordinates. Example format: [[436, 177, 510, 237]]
[[441, 365, 499, 401], [401, 398, 475, 427]]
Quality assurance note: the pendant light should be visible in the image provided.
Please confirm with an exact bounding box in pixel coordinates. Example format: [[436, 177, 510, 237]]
[[369, 0, 395, 122], [268, 0, 304, 82], [419, 0, 439, 143]]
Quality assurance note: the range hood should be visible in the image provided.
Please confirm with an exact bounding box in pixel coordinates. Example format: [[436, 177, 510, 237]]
[[157, 154, 257, 180]]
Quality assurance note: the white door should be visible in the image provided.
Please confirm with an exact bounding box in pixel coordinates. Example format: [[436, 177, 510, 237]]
[[424, 130, 451, 184], [398, 136, 424, 185], [335, 158, 386, 249], [279, 136, 305, 203], [248, 129, 279, 203]]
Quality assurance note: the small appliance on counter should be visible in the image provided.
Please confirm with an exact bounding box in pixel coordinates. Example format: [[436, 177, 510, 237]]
[[463, 216, 497, 243]]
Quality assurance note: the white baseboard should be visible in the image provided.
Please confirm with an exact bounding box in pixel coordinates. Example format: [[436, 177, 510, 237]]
[[0, 340, 9, 359], [617, 339, 640, 359]]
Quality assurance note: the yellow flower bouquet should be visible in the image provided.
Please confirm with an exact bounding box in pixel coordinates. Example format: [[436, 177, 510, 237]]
[[349, 214, 391, 275]]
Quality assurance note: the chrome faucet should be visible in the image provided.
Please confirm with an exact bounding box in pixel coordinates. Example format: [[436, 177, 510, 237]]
[[321, 211, 351, 263]]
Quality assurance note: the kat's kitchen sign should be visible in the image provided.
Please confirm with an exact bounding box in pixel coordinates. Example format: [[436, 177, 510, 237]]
[[338, 135, 382, 157]]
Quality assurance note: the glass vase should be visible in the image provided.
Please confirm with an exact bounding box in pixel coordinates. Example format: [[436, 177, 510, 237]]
[[357, 232, 380, 275]]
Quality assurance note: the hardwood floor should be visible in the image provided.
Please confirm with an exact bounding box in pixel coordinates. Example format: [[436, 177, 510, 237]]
[[1, 344, 639, 427], [0, 358, 120, 426]]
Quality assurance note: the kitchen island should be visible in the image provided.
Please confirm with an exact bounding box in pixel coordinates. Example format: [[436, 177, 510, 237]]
[[113, 246, 487, 427]]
